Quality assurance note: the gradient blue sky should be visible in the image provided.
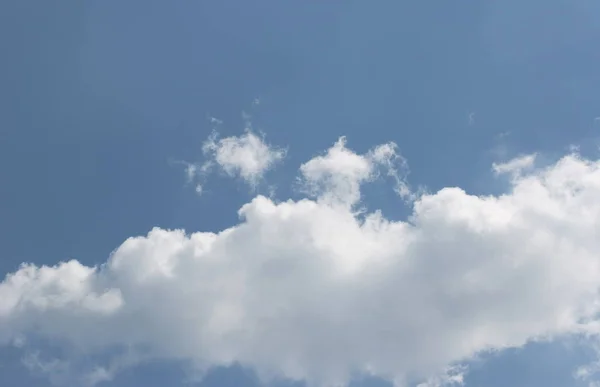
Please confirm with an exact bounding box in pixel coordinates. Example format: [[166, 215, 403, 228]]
[[2, 1, 600, 386]]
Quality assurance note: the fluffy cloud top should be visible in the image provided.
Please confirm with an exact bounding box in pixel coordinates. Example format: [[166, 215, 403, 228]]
[[2, 138, 600, 386], [299, 137, 412, 206]]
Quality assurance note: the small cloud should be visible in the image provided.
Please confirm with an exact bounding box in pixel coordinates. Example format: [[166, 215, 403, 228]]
[[202, 130, 286, 189], [184, 163, 198, 183], [468, 112, 475, 126], [208, 116, 223, 125], [492, 153, 537, 176], [84, 366, 113, 386], [175, 111, 285, 195], [168, 159, 205, 188], [298, 137, 413, 207]]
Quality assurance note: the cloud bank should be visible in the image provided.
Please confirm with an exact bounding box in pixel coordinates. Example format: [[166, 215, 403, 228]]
[[3, 138, 600, 386]]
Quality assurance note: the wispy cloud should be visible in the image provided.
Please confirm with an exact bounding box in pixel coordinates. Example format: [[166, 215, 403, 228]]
[[492, 153, 537, 176]]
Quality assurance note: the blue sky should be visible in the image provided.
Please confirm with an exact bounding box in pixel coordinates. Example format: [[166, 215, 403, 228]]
[[2, 1, 600, 386]]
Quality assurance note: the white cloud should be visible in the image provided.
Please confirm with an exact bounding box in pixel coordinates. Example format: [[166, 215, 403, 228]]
[[194, 184, 203, 195], [184, 163, 198, 184], [179, 114, 285, 194], [169, 159, 208, 196], [3, 141, 600, 386], [575, 345, 600, 387], [209, 116, 224, 125], [299, 137, 413, 207], [197, 129, 285, 189], [492, 153, 537, 176]]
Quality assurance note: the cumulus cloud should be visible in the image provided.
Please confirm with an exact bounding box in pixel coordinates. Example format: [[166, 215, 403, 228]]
[[180, 114, 285, 195], [200, 129, 286, 189], [298, 137, 413, 207], [3, 139, 600, 386], [181, 128, 285, 195]]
